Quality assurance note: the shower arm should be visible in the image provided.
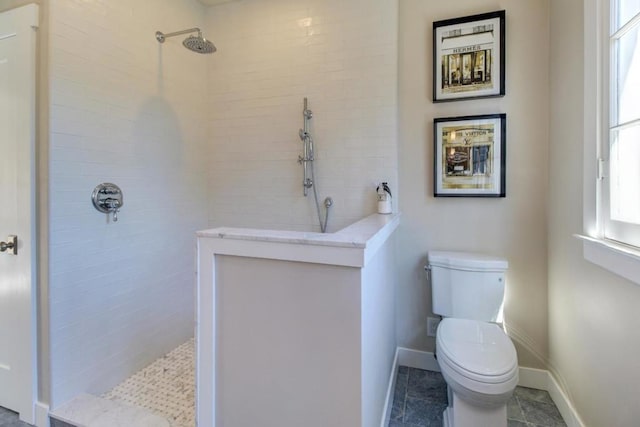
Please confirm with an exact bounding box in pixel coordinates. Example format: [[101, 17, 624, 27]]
[[156, 28, 202, 43]]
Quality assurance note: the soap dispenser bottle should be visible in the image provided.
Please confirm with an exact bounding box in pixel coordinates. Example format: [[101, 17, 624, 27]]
[[376, 182, 392, 214]]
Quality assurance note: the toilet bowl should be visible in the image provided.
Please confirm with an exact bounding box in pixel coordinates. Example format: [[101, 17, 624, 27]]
[[437, 318, 518, 427], [427, 251, 518, 427]]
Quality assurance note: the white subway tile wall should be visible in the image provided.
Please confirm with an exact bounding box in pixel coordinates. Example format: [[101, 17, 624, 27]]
[[206, 0, 399, 232], [48, 0, 399, 409], [49, 0, 209, 407]]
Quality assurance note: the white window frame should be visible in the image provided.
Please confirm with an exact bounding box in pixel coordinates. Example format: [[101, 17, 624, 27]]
[[581, 0, 640, 286]]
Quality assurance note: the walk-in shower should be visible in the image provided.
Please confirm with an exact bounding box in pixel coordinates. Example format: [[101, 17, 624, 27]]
[[155, 28, 216, 54], [298, 98, 332, 233]]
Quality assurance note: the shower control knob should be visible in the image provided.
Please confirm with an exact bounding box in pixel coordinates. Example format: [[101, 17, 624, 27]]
[[92, 183, 124, 222], [0, 235, 17, 255], [105, 198, 120, 209]]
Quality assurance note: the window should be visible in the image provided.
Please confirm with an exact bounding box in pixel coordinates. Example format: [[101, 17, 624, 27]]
[[581, 0, 640, 285], [602, 0, 640, 247]]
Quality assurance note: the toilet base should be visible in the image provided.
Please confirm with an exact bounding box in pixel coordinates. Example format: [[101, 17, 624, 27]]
[[443, 406, 453, 427], [442, 390, 508, 427]]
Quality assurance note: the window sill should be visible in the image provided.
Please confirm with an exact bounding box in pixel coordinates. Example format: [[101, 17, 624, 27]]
[[575, 234, 640, 286]]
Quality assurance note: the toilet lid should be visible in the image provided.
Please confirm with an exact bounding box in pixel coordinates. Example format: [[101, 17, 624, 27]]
[[437, 318, 517, 380]]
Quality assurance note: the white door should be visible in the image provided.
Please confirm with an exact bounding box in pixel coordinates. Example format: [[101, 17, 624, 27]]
[[0, 4, 38, 424]]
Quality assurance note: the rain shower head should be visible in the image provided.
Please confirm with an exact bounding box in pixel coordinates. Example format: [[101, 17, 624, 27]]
[[156, 28, 216, 54], [183, 33, 216, 54]]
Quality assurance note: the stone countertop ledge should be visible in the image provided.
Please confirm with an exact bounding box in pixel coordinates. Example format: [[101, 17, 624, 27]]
[[197, 212, 400, 248], [197, 213, 401, 268]]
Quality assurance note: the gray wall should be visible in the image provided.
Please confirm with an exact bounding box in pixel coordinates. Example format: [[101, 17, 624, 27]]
[[548, 0, 640, 425], [397, 0, 550, 368]]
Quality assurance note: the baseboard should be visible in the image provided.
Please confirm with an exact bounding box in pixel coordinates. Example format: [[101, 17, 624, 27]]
[[380, 347, 439, 426], [34, 401, 50, 427], [518, 367, 549, 390], [546, 371, 586, 427], [396, 347, 440, 371], [381, 347, 585, 427], [518, 367, 584, 427], [379, 348, 399, 427]]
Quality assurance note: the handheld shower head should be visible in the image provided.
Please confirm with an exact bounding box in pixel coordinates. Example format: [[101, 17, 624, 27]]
[[302, 97, 313, 119]]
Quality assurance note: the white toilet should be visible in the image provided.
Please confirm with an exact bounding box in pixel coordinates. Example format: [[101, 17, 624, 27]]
[[427, 251, 518, 427]]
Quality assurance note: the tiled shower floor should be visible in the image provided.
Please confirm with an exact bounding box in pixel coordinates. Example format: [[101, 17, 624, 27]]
[[102, 338, 196, 427], [389, 366, 567, 427]]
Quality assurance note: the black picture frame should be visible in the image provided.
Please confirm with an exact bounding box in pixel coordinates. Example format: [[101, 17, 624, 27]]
[[433, 10, 506, 102], [433, 114, 506, 197]]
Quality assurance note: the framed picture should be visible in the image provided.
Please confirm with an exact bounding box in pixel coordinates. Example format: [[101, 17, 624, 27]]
[[433, 10, 506, 102], [434, 114, 506, 197]]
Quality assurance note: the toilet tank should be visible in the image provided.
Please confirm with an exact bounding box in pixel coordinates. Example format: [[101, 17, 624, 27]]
[[427, 251, 508, 322]]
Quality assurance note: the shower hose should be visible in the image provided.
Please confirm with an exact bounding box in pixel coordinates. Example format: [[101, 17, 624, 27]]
[[310, 159, 330, 233]]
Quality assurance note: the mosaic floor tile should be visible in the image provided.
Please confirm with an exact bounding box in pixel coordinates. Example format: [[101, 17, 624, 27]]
[[103, 338, 195, 427]]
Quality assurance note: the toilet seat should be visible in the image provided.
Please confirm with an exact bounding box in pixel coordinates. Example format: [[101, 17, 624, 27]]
[[437, 318, 518, 387]]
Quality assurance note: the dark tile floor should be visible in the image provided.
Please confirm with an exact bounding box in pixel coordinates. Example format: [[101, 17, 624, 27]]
[[49, 418, 75, 427], [0, 407, 34, 427], [389, 366, 567, 427]]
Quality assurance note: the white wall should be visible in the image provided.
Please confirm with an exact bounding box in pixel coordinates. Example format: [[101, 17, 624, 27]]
[[48, 0, 208, 407], [215, 256, 362, 427], [205, 0, 398, 232], [548, 0, 640, 425], [397, 0, 550, 368], [361, 234, 397, 427]]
